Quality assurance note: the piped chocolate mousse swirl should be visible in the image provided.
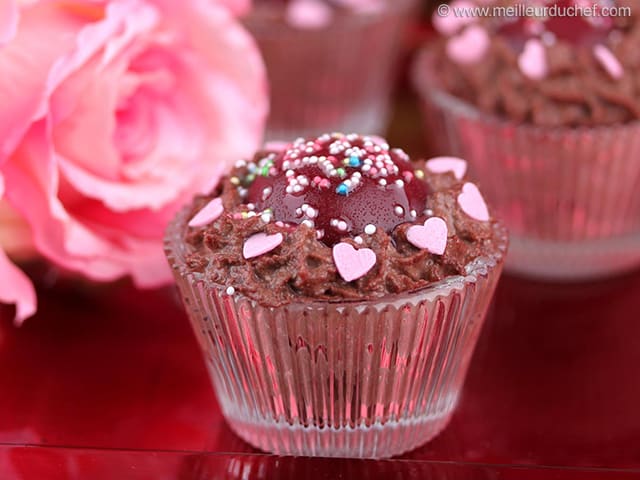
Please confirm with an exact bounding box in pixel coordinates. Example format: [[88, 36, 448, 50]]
[[431, 0, 640, 126], [183, 133, 503, 306]]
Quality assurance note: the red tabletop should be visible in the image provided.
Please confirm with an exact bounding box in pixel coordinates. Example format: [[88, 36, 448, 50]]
[[1, 266, 640, 479]]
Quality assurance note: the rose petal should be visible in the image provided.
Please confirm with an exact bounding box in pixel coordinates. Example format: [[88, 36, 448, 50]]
[[150, 0, 267, 162], [0, 2, 81, 159], [4, 123, 144, 282], [0, 0, 18, 46], [49, 2, 160, 178], [0, 247, 36, 324], [0, 174, 36, 324]]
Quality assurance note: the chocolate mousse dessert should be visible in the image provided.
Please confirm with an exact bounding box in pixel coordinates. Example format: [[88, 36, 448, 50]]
[[165, 133, 507, 458], [182, 133, 503, 306], [431, 0, 640, 126]]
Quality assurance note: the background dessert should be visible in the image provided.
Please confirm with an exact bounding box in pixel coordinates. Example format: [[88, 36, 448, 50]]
[[165, 133, 507, 458], [414, 0, 640, 279], [244, 0, 418, 140]]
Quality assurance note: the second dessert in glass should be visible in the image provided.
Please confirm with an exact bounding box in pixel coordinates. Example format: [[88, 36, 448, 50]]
[[244, 0, 418, 140], [414, 0, 640, 279]]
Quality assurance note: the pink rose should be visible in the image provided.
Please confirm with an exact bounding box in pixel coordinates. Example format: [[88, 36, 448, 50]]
[[0, 0, 267, 308]]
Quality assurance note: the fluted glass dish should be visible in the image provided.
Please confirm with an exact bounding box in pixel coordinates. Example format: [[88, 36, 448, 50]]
[[165, 206, 507, 458]]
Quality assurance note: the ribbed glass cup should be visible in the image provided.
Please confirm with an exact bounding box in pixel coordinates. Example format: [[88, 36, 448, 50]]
[[165, 207, 507, 458], [413, 47, 640, 280], [243, 0, 417, 141]]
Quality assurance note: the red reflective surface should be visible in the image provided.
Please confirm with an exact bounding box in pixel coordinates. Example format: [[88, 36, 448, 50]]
[[1, 267, 640, 479]]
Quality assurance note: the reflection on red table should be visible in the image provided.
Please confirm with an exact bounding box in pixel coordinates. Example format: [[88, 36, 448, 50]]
[[1, 269, 640, 479]]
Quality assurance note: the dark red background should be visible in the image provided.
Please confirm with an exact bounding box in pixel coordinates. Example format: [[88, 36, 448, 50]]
[[1, 266, 640, 479]]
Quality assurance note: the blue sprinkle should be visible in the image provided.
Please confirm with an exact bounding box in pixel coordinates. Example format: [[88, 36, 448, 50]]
[[336, 184, 349, 196], [348, 155, 361, 167]]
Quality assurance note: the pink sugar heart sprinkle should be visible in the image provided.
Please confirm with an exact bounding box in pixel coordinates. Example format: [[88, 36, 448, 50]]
[[406, 217, 448, 255], [188, 197, 223, 227], [286, 0, 333, 29], [446, 25, 490, 65], [425, 156, 467, 180], [457, 182, 490, 222], [432, 0, 477, 36], [332, 242, 377, 282], [518, 39, 548, 80], [243, 232, 284, 259], [593, 44, 623, 80]]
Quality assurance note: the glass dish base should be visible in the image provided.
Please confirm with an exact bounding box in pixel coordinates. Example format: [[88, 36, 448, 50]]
[[223, 408, 454, 459], [506, 234, 640, 281]]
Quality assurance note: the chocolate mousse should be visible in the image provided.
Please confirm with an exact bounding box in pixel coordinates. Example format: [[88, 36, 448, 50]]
[[182, 133, 503, 306]]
